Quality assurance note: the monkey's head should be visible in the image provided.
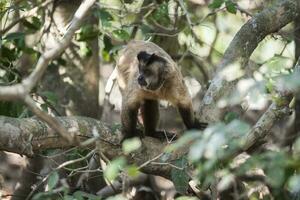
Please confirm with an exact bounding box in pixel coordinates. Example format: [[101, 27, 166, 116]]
[[136, 51, 167, 91]]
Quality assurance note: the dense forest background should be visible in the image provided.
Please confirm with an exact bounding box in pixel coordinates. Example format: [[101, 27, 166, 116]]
[[1, 0, 300, 199]]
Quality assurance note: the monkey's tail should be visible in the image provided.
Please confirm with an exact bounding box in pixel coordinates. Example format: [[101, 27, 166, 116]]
[[105, 67, 118, 97]]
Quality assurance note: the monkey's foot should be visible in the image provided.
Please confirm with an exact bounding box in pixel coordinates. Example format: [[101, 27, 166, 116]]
[[146, 130, 178, 142]]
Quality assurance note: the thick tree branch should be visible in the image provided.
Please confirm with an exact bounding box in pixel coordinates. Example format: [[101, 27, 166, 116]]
[[244, 98, 292, 152], [0, 116, 184, 179], [242, 57, 300, 152], [198, 0, 300, 122]]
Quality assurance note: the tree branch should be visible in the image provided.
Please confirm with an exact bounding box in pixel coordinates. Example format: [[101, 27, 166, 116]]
[[198, 0, 300, 122], [0, 116, 184, 179]]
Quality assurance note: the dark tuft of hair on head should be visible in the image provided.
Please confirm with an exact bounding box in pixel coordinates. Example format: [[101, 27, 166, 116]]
[[137, 51, 152, 62]]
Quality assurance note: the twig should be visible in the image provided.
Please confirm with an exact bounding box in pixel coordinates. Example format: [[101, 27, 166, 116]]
[[0, 0, 54, 35], [150, 161, 184, 170], [24, 95, 74, 143], [56, 149, 96, 170], [138, 152, 164, 169], [177, 0, 201, 43]]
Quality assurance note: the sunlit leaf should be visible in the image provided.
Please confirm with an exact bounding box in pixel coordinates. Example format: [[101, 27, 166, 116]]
[[288, 175, 300, 194], [76, 25, 99, 41], [122, 137, 141, 154], [125, 164, 140, 177], [112, 29, 130, 41], [104, 157, 126, 182]]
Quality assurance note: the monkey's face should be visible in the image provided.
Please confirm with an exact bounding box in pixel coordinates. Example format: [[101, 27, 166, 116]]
[[137, 51, 166, 91]]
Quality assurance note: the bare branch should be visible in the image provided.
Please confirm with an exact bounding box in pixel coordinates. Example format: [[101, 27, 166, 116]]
[[23, 95, 75, 143], [0, 0, 96, 100], [0, 0, 97, 142]]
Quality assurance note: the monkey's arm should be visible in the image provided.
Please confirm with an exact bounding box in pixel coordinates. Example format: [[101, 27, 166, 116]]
[[175, 85, 207, 130], [178, 102, 207, 130]]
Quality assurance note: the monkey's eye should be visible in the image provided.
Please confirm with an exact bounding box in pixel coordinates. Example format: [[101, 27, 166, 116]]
[[143, 69, 152, 76]]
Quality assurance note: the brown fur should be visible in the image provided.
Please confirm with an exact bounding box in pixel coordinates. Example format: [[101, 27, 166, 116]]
[[116, 40, 205, 140]]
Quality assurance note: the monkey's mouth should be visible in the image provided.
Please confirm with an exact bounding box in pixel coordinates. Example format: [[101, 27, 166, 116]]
[[139, 83, 160, 91], [139, 84, 152, 91]]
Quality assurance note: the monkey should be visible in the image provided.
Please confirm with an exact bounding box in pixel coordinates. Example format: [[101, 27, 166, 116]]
[[116, 40, 206, 140]]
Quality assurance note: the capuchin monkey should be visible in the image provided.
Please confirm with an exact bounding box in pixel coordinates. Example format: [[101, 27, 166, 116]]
[[116, 40, 206, 140]]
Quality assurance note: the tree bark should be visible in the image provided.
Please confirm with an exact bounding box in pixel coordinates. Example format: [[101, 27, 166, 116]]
[[0, 116, 185, 179]]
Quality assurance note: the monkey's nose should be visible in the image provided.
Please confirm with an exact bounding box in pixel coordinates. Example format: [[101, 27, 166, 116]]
[[138, 76, 147, 86]]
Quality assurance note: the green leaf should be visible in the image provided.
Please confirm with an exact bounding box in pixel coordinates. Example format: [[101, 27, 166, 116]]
[[104, 157, 126, 182], [122, 137, 141, 154], [224, 112, 239, 123], [112, 29, 130, 41], [1, 46, 17, 61], [125, 165, 140, 177], [96, 8, 113, 27], [41, 103, 48, 112], [76, 25, 99, 41], [226, 119, 250, 136], [31, 16, 42, 29], [209, 0, 224, 9], [288, 175, 300, 194], [171, 157, 189, 194], [4, 32, 25, 41], [41, 91, 58, 105], [73, 191, 101, 200], [47, 171, 59, 191], [151, 2, 170, 26], [0, 101, 25, 117], [225, 0, 237, 14], [22, 17, 41, 31]]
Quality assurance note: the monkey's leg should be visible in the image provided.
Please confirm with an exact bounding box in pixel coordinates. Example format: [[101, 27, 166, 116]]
[[178, 102, 207, 130], [141, 100, 159, 137], [121, 101, 140, 140]]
